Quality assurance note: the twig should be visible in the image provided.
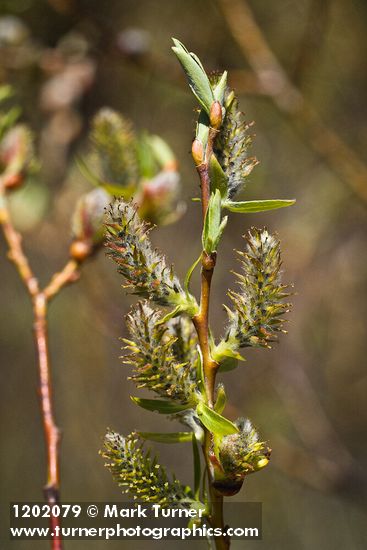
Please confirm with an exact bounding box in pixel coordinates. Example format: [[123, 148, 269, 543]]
[[218, 0, 367, 206], [44, 259, 80, 301], [33, 292, 62, 550], [0, 180, 83, 550], [191, 125, 229, 550]]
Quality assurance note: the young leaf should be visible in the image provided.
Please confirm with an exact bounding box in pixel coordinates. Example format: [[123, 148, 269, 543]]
[[214, 384, 227, 414], [213, 71, 228, 105], [155, 304, 184, 325], [196, 401, 239, 436], [202, 189, 228, 254], [172, 38, 214, 114], [223, 199, 295, 213], [138, 432, 193, 443], [209, 155, 228, 199], [196, 110, 210, 151], [184, 253, 202, 294], [131, 397, 193, 414]]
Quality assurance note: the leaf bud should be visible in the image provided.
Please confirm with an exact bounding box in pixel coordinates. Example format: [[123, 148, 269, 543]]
[[69, 239, 92, 262], [70, 187, 110, 259], [0, 125, 35, 189], [191, 138, 204, 166], [137, 170, 185, 226], [209, 100, 222, 130]]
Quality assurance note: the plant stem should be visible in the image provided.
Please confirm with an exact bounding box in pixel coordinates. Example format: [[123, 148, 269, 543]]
[[33, 293, 62, 550], [0, 180, 83, 550], [191, 131, 229, 549]]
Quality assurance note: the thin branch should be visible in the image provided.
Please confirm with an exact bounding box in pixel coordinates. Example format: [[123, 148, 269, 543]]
[[44, 259, 80, 301], [0, 190, 39, 296], [0, 180, 84, 550], [33, 292, 62, 550], [218, 0, 367, 206], [191, 126, 229, 550]]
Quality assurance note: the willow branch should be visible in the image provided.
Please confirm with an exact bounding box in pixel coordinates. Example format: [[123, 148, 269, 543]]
[[192, 125, 220, 407], [191, 127, 229, 549], [44, 259, 80, 301], [218, 0, 367, 206], [0, 190, 39, 296], [0, 181, 83, 550], [33, 292, 62, 550]]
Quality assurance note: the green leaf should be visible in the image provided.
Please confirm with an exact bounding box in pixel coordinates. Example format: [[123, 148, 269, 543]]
[[196, 401, 239, 436], [209, 155, 228, 198], [214, 384, 227, 414], [202, 189, 228, 254], [184, 253, 202, 294], [196, 110, 210, 149], [223, 199, 296, 213], [192, 433, 201, 500], [131, 397, 192, 414], [212, 339, 245, 372], [213, 71, 228, 105], [138, 432, 193, 443], [172, 39, 214, 114], [156, 304, 183, 325], [218, 356, 239, 372]]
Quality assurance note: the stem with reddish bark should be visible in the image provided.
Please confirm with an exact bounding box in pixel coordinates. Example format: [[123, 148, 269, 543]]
[[0, 179, 83, 550], [191, 125, 230, 549]]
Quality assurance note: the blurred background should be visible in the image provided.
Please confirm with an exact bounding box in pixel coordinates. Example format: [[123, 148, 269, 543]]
[[0, 0, 366, 548]]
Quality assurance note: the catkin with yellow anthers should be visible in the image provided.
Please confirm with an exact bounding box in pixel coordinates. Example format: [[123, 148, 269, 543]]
[[218, 418, 271, 478], [102, 431, 194, 506]]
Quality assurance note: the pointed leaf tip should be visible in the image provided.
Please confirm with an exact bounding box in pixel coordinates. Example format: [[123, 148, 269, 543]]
[[172, 41, 214, 114], [223, 199, 296, 214]]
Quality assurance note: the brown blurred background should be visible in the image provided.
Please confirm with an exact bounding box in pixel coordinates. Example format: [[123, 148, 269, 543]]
[[1, 0, 367, 548]]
